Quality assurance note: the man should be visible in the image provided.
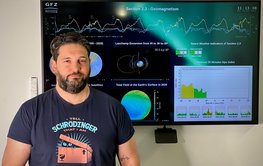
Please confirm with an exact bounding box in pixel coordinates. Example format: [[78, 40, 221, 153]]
[[2, 32, 140, 166]]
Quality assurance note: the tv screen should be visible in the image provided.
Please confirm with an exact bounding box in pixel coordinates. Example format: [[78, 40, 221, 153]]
[[41, 0, 260, 125]]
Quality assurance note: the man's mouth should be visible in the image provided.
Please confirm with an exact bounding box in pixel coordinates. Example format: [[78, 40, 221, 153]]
[[68, 73, 82, 79]]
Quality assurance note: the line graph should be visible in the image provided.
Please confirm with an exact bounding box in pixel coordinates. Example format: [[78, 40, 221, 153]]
[[53, 16, 254, 36], [54, 17, 148, 34], [173, 17, 252, 35]]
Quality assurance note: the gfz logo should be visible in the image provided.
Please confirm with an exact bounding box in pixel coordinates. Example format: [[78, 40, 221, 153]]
[[45, 2, 58, 8]]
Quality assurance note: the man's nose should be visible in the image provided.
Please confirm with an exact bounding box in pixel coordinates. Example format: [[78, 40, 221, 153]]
[[72, 61, 81, 72]]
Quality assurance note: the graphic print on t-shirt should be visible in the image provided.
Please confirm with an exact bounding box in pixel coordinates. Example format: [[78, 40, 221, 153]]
[[52, 117, 98, 164], [57, 134, 93, 164]]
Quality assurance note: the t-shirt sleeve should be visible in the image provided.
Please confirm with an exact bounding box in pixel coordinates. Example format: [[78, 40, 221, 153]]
[[117, 105, 135, 145], [7, 102, 33, 145]]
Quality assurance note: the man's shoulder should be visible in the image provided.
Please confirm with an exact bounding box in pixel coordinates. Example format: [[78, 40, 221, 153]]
[[91, 88, 118, 102], [90, 88, 126, 114], [22, 88, 56, 106]]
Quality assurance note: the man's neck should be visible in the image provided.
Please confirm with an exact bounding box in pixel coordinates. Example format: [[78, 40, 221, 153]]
[[55, 85, 90, 105]]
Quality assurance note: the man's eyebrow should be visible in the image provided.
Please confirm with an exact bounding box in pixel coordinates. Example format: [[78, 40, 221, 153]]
[[61, 57, 71, 59]]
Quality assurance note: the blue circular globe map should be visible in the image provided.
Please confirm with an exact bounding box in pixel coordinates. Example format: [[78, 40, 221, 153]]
[[121, 90, 151, 120], [90, 52, 103, 77]]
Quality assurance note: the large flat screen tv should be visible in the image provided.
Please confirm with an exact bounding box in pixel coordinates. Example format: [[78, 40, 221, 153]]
[[41, 0, 260, 125]]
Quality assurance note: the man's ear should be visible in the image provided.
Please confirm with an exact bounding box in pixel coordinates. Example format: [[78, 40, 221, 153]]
[[51, 58, 57, 74]]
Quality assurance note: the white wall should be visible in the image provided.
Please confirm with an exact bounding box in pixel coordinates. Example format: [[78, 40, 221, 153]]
[[0, 0, 262, 166]]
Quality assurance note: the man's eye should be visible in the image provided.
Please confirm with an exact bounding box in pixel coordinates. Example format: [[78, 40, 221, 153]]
[[64, 60, 70, 63], [80, 59, 87, 63]]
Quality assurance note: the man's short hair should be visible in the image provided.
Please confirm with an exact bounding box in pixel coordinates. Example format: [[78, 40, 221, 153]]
[[50, 32, 91, 61]]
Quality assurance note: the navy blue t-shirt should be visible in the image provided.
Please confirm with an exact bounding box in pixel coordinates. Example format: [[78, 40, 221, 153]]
[[8, 88, 135, 166]]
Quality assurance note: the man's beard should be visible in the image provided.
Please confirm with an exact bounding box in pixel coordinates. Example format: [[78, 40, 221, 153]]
[[56, 71, 89, 94]]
